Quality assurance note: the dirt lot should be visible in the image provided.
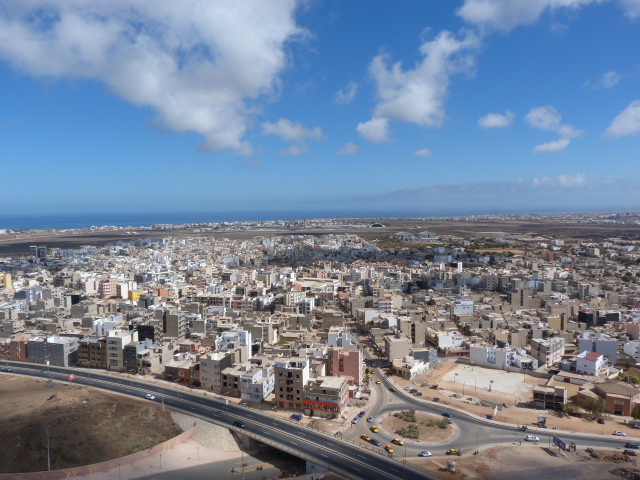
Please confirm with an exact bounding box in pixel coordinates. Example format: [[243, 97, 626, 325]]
[[0, 375, 182, 473], [412, 445, 639, 480], [382, 411, 455, 443]]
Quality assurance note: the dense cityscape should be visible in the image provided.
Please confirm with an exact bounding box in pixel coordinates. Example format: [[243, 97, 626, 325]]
[[1, 214, 640, 479]]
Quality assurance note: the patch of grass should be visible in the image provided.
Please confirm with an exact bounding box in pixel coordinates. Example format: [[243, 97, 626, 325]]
[[395, 424, 419, 439], [394, 409, 416, 423]]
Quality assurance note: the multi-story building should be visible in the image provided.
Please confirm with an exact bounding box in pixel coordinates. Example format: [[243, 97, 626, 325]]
[[384, 334, 411, 362], [275, 357, 310, 410], [240, 365, 275, 403], [326, 347, 363, 387], [200, 351, 234, 393], [469, 344, 538, 371], [28, 335, 79, 367], [575, 351, 606, 376], [77, 336, 108, 369], [531, 337, 565, 367], [303, 376, 350, 418], [623, 340, 640, 363], [578, 332, 618, 365], [106, 329, 138, 371]]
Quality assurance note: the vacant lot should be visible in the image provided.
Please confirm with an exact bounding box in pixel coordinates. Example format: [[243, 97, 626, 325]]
[[0, 374, 182, 473]]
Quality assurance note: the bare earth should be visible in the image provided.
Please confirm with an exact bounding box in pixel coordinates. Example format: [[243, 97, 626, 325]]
[[381, 411, 455, 444], [0, 375, 182, 473]]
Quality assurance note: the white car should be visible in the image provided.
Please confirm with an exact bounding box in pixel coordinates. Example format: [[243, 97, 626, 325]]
[[614, 431, 627, 436], [419, 451, 433, 457], [145, 393, 156, 400], [525, 435, 539, 442]]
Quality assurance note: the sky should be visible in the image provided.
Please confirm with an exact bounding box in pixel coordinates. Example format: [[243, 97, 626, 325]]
[[0, 0, 639, 218]]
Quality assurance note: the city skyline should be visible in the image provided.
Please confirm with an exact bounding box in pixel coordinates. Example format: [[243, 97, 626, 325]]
[[0, 1, 639, 215]]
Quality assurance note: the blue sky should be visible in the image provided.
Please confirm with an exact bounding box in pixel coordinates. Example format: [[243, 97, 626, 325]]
[[0, 0, 639, 217]]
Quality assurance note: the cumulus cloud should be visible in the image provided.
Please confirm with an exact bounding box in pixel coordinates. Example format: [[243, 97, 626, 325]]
[[532, 138, 572, 153], [357, 117, 391, 143], [0, 1, 304, 154], [413, 148, 433, 157], [457, 0, 639, 32], [334, 82, 359, 105], [604, 100, 640, 138], [262, 118, 324, 143], [357, 30, 481, 142], [338, 142, 359, 155], [585, 71, 622, 90], [525, 106, 583, 153], [478, 110, 515, 128], [281, 144, 308, 156]]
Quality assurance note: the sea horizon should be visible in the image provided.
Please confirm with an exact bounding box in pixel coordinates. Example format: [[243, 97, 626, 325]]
[[0, 207, 637, 232]]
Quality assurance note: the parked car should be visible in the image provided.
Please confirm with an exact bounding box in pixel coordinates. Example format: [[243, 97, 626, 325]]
[[392, 438, 405, 446], [626, 442, 639, 449], [632, 422, 640, 429], [414, 392, 423, 396], [519, 426, 529, 431], [385, 445, 394, 453], [389, 387, 396, 392], [419, 451, 432, 457], [597, 418, 605, 424], [441, 412, 451, 418], [367, 416, 374, 423], [433, 397, 440, 402], [375, 380, 381, 384], [352, 417, 360, 424], [233, 420, 245, 428], [614, 431, 627, 436], [240, 402, 248, 407], [525, 435, 540, 442], [145, 394, 155, 400], [358, 411, 366, 418], [624, 449, 638, 456], [291, 414, 302, 421]]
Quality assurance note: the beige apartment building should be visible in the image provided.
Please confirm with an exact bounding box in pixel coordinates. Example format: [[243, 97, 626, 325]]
[[275, 357, 310, 410]]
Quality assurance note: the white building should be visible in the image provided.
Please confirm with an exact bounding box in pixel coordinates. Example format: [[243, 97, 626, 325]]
[[575, 351, 606, 376], [623, 340, 640, 364], [240, 365, 275, 403], [578, 332, 618, 365], [531, 337, 565, 367], [438, 331, 465, 349], [470, 344, 538, 371]]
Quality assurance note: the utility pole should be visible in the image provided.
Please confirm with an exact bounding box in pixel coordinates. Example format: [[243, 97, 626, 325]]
[[46, 424, 51, 471]]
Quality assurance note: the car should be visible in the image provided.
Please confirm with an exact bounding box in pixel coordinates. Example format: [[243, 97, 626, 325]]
[[392, 438, 405, 446], [370, 439, 381, 447], [614, 431, 627, 436], [625, 442, 639, 449], [448, 419, 454, 424], [405, 386, 414, 391], [367, 416, 374, 423], [519, 426, 529, 431], [240, 402, 248, 407], [291, 414, 302, 421], [358, 410, 366, 417], [385, 445, 394, 453], [525, 435, 539, 442], [419, 451, 433, 457], [597, 418, 605, 424], [632, 422, 640, 429], [433, 397, 440, 402], [414, 391, 423, 396], [624, 449, 638, 456], [1, 367, 12, 372], [233, 420, 245, 428], [446, 449, 460, 456], [371, 425, 379, 433], [375, 380, 381, 384], [360, 434, 371, 442], [441, 412, 451, 418], [370, 370, 376, 374], [352, 417, 360, 424], [145, 394, 155, 400], [389, 387, 396, 392]]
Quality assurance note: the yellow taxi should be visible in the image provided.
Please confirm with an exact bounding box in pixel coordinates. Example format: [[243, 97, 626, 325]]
[[392, 438, 404, 446], [370, 425, 379, 433], [385, 445, 395, 453]]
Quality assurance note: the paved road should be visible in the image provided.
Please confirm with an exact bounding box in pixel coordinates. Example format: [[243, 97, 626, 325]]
[[4, 362, 439, 480]]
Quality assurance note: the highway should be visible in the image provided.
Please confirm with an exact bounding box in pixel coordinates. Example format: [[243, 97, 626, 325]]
[[2, 361, 439, 480]]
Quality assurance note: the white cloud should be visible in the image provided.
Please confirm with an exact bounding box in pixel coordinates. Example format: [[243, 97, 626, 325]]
[[262, 118, 324, 143], [532, 138, 571, 153], [0, 1, 304, 154], [525, 106, 583, 153], [281, 144, 308, 156], [478, 110, 515, 128], [358, 30, 481, 142], [585, 70, 622, 90], [604, 100, 640, 138], [533, 173, 589, 187], [357, 117, 391, 143], [413, 148, 433, 157], [457, 0, 637, 32], [338, 142, 359, 155], [334, 82, 359, 105]]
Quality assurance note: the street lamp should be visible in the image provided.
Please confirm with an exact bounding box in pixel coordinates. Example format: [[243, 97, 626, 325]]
[[45, 424, 51, 471]]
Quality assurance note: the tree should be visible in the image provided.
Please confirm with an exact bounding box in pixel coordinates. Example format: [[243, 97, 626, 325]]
[[587, 398, 606, 417], [562, 403, 578, 415], [632, 405, 640, 420]]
